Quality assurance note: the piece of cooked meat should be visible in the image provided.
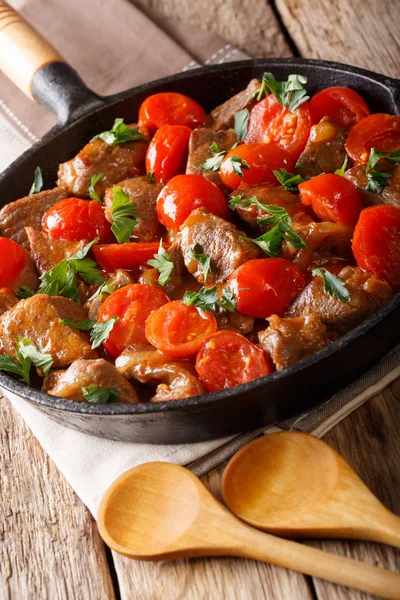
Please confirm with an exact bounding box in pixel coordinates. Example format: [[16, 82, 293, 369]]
[[0, 187, 69, 248], [186, 128, 237, 192], [205, 79, 260, 130], [216, 311, 254, 335], [57, 137, 148, 198], [344, 163, 400, 208], [296, 117, 348, 179], [286, 266, 392, 334], [259, 314, 329, 371], [0, 294, 98, 367], [44, 359, 139, 403], [85, 269, 134, 320], [103, 176, 164, 241], [25, 227, 86, 274], [179, 208, 260, 283], [0, 290, 18, 316]]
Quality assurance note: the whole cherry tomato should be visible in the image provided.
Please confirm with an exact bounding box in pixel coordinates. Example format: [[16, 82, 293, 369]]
[[145, 124, 191, 183], [98, 284, 169, 357], [93, 241, 169, 272], [145, 300, 217, 359], [195, 330, 272, 392], [156, 174, 229, 230], [345, 114, 400, 164], [244, 95, 314, 160], [0, 237, 29, 288], [43, 198, 112, 243], [309, 87, 370, 129], [138, 92, 206, 133], [298, 173, 363, 227], [219, 143, 294, 191], [228, 258, 305, 318]]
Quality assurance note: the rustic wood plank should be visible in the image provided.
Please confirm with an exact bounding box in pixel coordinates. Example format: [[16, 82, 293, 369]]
[[0, 397, 115, 600], [275, 0, 400, 77]]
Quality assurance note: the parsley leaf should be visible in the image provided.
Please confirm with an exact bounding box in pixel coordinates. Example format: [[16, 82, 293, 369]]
[[111, 186, 139, 244], [234, 109, 249, 142], [273, 168, 305, 192], [257, 72, 309, 112], [16, 337, 53, 377], [312, 268, 350, 303], [146, 171, 155, 184], [15, 285, 35, 300], [219, 287, 236, 312], [366, 171, 392, 193], [0, 353, 31, 385], [335, 155, 349, 176], [188, 244, 212, 283], [366, 148, 388, 172], [61, 318, 96, 330], [88, 281, 115, 303], [384, 149, 400, 163], [242, 220, 306, 257], [182, 286, 219, 312], [90, 317, 119, 349], [231, 155, 250, 177], [201, 142, 227, 171], [92, 118, 148, 145], [29, 167, 43, 195], [89, 173, 105, 202], [81, 385, 119, 404], [147, 242, 174, 286]]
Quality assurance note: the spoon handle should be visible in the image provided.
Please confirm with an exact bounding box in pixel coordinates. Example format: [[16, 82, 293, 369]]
[[366, 510, 400, 550]]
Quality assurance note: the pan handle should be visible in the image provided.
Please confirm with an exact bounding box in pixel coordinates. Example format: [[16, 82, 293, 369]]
[[0, 1, 102, 124]]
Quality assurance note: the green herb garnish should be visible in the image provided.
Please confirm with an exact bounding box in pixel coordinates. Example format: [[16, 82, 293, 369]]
[[16, 337, 53, 377], [90, 316, 119, 349], [366, 171, 392, 193], [81, 385, 119, 404], [0, 353, 31, 385], [201, 142, 227, 171], [182, 286, 219, 312], [312, 268, 350, 303], [15, 285, 35, 300], [111, 186, 139, 244], [242, 221, 306, 257], [335, 155, 349, 176], [231, 155, 250, 177], [219, 287, 236, 312], [257, 73, 309, 112], [234, 109, 249, 142], [188, 244, 212, 283], [147, 241, 174, 286], [89, 173, 105, 202], [146, 171, 155, 184], [273, 168, 305, 192], [29, 167, 43, 195], [61, 318, 97, 330], [88, 281, 116, 303], [92, 118, 148, 145]]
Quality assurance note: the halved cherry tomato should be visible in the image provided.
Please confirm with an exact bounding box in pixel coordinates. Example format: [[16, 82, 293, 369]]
[[244, 95, 314, 160], [298, 173, 363, 227], [156, 174, 229, 229], [195, 330, 272, 392], [146, 124, 191, 183], [219, 143, 294, 191], [43, 198, 112, 243], [0, 237, 29, 288], [228, 258, 305, 318], [345, 114, 400, 164], [310, 87, 370, 129], [352, 205, 400, 290], [98, 284, 169, 357], [93, 241, 169, 272], [138, 92, 206, 133], [145, 300, 217, 358]]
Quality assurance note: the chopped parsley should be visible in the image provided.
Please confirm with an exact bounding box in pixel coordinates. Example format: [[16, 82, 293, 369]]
[[312, 268, 350, 303], [29, 167, 43, 195], [89, 173, 105, 202], [242, 221, 306, 257], [15, 285, 35, 300], [0, 353, 31, 385], [81, 385, 119, 404], [201, 142, 227, 171], [16, 337, 53, 377], [219, 287, 236, 312], [273, 168, 305, 192], [111, 186, 139, 244], [257, 73, 309, 112], [147, 242, 174, 286], [182, 286, 219, 312], [88, 281, 116, 303], [335, 155, 349, 176], [146, 171, 155, 184], [92, 118, 148, 145], [188, 244, 212, 282], [366, 171, 392, 193], [231, 155, 250, 177], [61, 318, 96, 330], [90, 316, 119, 349], [234, 109, 249, 141]]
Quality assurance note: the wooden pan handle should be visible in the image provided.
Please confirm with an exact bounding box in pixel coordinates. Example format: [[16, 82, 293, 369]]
[[0, 1, 66, 99]]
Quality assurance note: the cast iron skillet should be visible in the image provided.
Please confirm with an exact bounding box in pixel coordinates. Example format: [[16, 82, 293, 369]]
[[0, 5, 399, 443]]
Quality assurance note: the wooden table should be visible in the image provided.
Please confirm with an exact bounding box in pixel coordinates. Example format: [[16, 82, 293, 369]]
[[1, 0, 399, 598]]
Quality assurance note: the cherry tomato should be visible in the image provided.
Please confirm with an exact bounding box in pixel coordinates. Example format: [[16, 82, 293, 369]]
[[0, 237, 29, 288], [195, 331, 272, 392], [145, 300, 217, 358], [298, 173, 363, 227], [146, 124, 191, 183], [244, 95, 314, 160], [345, 114, 400, 164], [98, 284, 169, 357], [138, 92, 206, 133], [43, 198, 112, 243], [352, 205, 400, 290], [228, 258, 305, 318], [219, 143, 295, 191], [156, 174, 229, 229], [93, 241, 170, 272], [309, 87, 370, 129]]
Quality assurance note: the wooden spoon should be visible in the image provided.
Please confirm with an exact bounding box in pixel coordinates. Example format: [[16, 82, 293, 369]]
[[222, 431, 400, 548], [97, 462, 400, 598]]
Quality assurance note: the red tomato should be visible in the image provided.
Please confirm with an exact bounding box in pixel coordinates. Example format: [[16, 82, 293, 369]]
[[0, 237, 28, 288], [145, 300, 217, 358], [219, 143, 295, 191], [352, 205, 400, 290], [145, 124, 191, 183], [0, 287, 13, 295], [228, 258, 305, 318], [43, 198, 112, 243], [93, 241, 169, 272], [195, 331, 272, 392], [98, 284, 169, 357], [138, 92, 206, 133], [156, 174, 229, 230], [298, 173, 363, 227], [310, 87, 370, 129], [244, 95, 314, 160], [345, 114, 400, 164]]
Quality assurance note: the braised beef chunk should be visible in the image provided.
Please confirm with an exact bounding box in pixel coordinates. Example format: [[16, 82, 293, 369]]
[[186, 128, 237, 191], [25, 227, 86, 274], [179, 208, 260, 283], [0, 294, 98, 367], [85, 269, 134, 320], [205, 79, 260, 130], [259, 314, 328, 371], [0, 291, 18, 316], [0, 187, 69, 248], [44, 359, 139, 404], [57, 138, 148, 198], [287, 266, 392, 334], [216, 311, 254, 335], [103, 176, 164, 241], [296, 117, 348, 179], [344, 163, 400, 208]]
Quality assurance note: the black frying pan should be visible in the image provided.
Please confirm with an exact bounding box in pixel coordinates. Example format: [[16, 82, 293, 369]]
[[0, 3, 399, 443]]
